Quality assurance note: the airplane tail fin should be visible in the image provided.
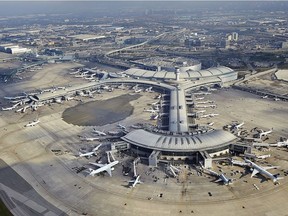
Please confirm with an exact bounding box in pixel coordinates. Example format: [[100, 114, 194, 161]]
[[88, 168, 95, 176]]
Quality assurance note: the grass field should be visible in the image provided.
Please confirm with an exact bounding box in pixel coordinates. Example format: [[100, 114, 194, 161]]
[[0, 199, 13, 216]]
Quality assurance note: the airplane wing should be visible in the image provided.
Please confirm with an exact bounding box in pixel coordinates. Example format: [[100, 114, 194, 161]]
[[262, 166, 279, 170], [251, 169, 259, 178], [89, 162, 105, 167], [214, 178, 223, 183], [106, 168, 112, 177]]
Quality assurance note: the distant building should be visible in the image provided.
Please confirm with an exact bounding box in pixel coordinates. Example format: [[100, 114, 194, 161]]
[[0, 44, 31, 54], [184, 38, 201, 47], [43, 48, 63, 56], [232, 32, 239, 41], [68, 34, 106, 42], [282, 41, 288, 49]]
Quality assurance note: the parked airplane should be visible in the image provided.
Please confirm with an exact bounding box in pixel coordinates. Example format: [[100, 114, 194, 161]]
[[25, 119, 40, 127], [79, 151, 95, 158], [129, 175, 143, 188], [2, 106, 15, 111], [80, 136, 99, 141], [169, 164, 180, 178], [258, 129, 273, 138], [195, 97, 204, 100], [88, 160, 119, 177], [117, 123, 126, 130], [229, 158, 249, 167], [134, 88, 142, 93], [257, 154, 271, 159], [261, 95, 268, 99], [234, 122, 245, 130], [145, 87, 153, 92], [203, 168, 232, 185], [208, 122, 214, 126], [196, 110, 206, 114], [151, 114, 159, 120], [194, 92, 211, 95], [244, 159, 283, 184], [79, 144, 102, 158], [144, 109, 158, 114], [151, 101, 160, 106], [271, 141, 288, 147], [209, 113, 219, 117], [93, 129, 107, 136]]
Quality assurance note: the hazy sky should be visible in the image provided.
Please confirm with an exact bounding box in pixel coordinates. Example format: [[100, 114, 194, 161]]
[[0, 1, 287, 17]]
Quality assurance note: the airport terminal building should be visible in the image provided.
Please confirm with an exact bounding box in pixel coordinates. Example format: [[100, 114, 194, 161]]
[[28, 61, 239, 168]]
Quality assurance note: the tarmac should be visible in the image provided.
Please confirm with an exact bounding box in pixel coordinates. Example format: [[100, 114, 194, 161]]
[[0, 63, 288, 216], [62, 94, 141, 126]]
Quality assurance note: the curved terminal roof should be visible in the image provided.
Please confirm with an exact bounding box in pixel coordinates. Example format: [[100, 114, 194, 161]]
[[124, 66, 235, 80], [122, 129, 237, 152]]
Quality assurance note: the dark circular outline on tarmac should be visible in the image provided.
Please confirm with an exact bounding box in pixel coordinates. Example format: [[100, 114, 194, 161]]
[[62, 94, 141, 126]]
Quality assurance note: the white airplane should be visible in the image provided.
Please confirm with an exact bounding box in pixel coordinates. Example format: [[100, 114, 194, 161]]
[[257, 154, 271, 159], [208, 122, 214, 126], [151, 101, 160, 106], [197, 101, 209, 104], [169, 165, 180, 177], [92, 143, 102, 152], [88, 160, 119, 177], [144, 109, 158, 114], [66, 96, 74, 101], [69, 70, 81, 75], [200, 114, 210, 118], [134, 88, 142, 93], [272, 141, 288, 147], [196, 110, 206, 114], [79, 151, 96, 158], [4, 96, 16, 100], [234, 122, 245, 130], [245, 159, 283, 184], [194, 92, 211, 95], [195, 97, 204, 100], [80, 136, 99, 141], [258, 129, 273, 138], [129, 175, 143, 188], [117, 123, 126, 130], [274, 97, 280, 101], [2, 106, 15, 111], [102, 85, 109, 90], [78, 144, 102, 158], [214, 173, 233, 185], [209, 113, 219, 117], [132, 84, 139, 90], [145, 87, 153, 92], [261, 95, 268, 99], [201, 165, 232, 185], [93, 129, 107, 136], [229, 158, 249, 167], [25, 119, 40, 127], [57, 86, 66, 90], [151, 114, 159, 120], [108, 131, 121, 135]]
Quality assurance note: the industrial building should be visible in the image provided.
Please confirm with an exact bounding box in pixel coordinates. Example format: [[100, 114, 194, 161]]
[[0, 44, 31, 54], [131, 57, 202, 72]]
